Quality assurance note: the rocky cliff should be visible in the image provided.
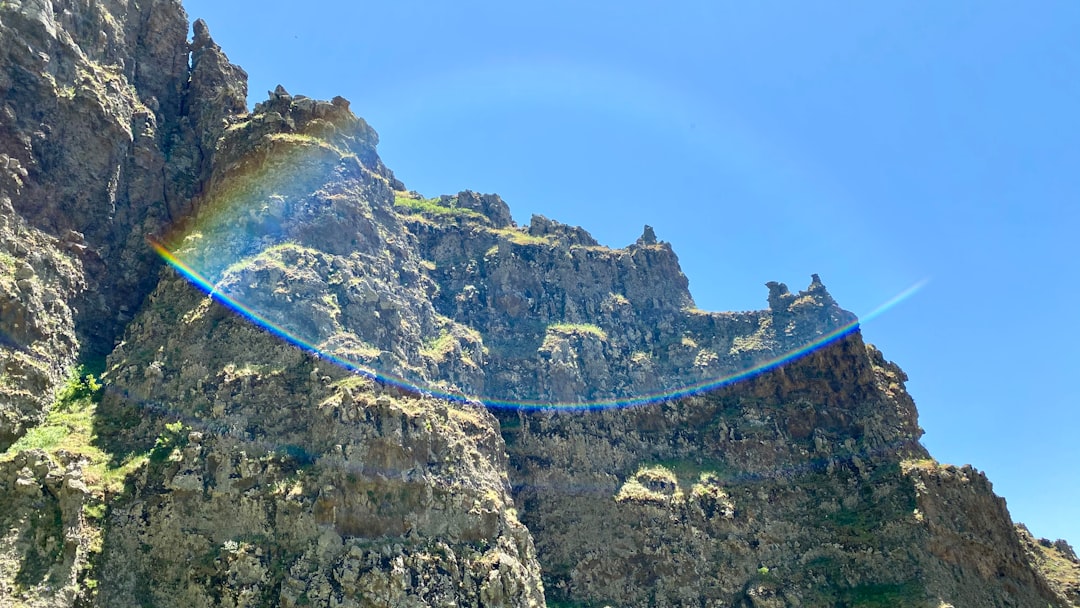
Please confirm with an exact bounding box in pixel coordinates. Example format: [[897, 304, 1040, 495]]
[[0, 1, 1077, 607]]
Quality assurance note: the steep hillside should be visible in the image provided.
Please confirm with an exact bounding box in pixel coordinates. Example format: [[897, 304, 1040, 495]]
[[0, 1, 1075, 607]]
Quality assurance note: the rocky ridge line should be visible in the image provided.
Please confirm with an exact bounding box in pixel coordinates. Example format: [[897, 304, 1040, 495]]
[[0, 2, 1076, 607]]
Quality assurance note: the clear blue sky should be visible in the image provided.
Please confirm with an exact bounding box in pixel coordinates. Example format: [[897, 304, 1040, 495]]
[[181, 1, 1079, 545]]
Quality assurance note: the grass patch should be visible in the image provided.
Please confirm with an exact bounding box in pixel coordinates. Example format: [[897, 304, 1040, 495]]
[[264, 132, 355, 160], [546, 323, 608, 341], [0, 249, 16, 275], [421, 331, 458, 362], [225, 119, 251, 132], [616, 464, 687, 504], [790, 294, 820, 310], [607, 293, 630, 306], [487, 227, 551, 246], [649, 457, 732, 488], [1, 367, 154, 597], [218, 241, 316, 279], [683, 307, 714, 316], [148, 421, 188, 464], [1, 368, 149, 495], [900, 458, 938, 473], [393, 194, 486, 222]]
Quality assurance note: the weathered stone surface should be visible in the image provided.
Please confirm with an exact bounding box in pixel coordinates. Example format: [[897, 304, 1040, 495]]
[[0, 2, 1075, 607], [0, 193, 83, 449], [407, 206, 855, 405], [0, 0, 248, 446], [95, 277, 544, 606], [0, 450, 97, 607], [1016, 523, 1080, 606], [89, 88, 544, 606]]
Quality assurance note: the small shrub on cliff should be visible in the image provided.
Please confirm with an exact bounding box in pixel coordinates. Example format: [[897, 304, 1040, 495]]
[[5, 368, 102, 453], [149, 421, 188, 464], [55, 368, 103, 408]]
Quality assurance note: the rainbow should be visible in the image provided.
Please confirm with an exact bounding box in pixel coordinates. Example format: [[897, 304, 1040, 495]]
[[150, 237, 928, 411]]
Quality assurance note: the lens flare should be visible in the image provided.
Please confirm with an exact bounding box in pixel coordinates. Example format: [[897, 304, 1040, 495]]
[[151, 236, 927, 411]]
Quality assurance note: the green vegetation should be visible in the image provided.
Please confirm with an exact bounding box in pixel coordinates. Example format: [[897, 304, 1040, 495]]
[[422, 331, 458, 362], [1, 367, 160, 597], [814, 462, 918, 547], [219, 240, 315, 278], [546, 323, 608, 341], [266, 132, 324, 146], [644, 458, 732, 492], [607, 293, 630, 306], [803, 555, 928, 607], [393, 194, 486, 221], [7, 371, 102, 454], [0, 249, 16, 275], [790, 294, 820, 310], [326, 342, 380, 363], [569, 243, 613, 253], [2, 368, 148, 494], [545, 599, 594, 608], [648, 460, 725, 483], [636, 464, 679, 485], [488, 226, 551, 246], [148, 421, 188, 464], [616, 464, 683, 503], [225, 119, 251, 132], [1025, 535, 1080, 601], [264, 132, 356, 160], [13, 493, 63, 589]]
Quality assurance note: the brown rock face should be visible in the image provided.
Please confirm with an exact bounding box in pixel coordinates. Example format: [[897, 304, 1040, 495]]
[[1016, 524, 1080, 606], [0, 0, 248, 447], [0, 450, 106, 608], [89, 89, 545, 606], [1, 2, 1076, 607], [0, 193, 83, 449]]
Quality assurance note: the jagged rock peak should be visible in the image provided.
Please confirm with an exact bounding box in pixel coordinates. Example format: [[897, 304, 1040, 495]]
[[527, 214, 599, 246], [767, 275, 840, 314], [251, 88, 368, 140], [454, 190, 514, 228], [766, 280, 793, 310], [190, 17, 214, 50], [637, 224, 658, 246]]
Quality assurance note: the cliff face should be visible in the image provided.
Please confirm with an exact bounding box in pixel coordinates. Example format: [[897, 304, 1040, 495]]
[[0, 2, 1076, 607], [0, 0, 241, 450]]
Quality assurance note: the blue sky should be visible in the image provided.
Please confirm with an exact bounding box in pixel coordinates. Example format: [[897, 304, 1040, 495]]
[[180, 1, 1079, 545]]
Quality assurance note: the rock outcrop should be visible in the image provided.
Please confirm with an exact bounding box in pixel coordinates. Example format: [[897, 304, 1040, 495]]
[[93, 88, 544, 607], [0, 2, 1075, 607], [0, 0, 247, 449]]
